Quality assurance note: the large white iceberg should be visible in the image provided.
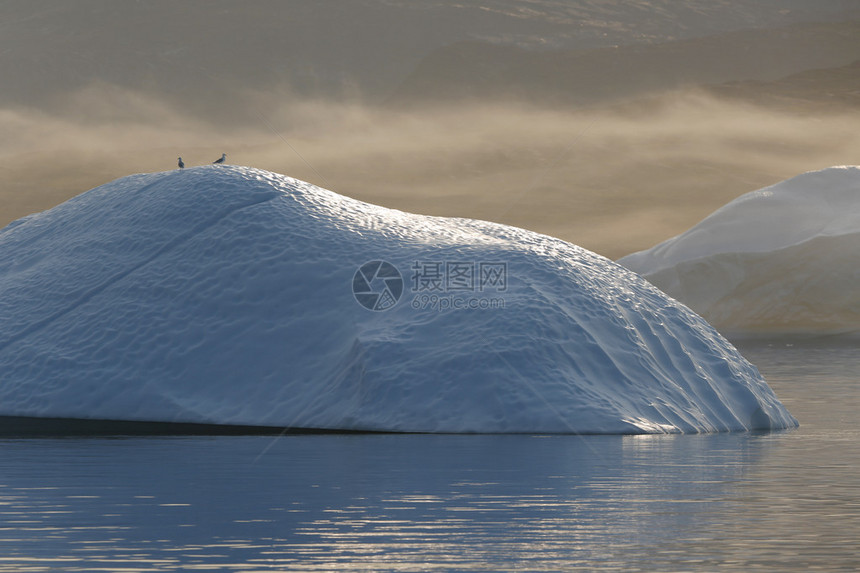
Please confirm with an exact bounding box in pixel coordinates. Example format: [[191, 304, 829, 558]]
[[0, 166, 796, 433], [619, 166, 860, 336]]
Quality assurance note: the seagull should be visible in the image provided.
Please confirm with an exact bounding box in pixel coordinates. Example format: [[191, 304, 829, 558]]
[[213, 153, 227, 164], [177, 157, 185, 169]]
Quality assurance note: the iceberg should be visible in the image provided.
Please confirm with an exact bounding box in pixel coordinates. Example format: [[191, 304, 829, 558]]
[[619, 166, 860, 336], [0, 166, 796, 433]]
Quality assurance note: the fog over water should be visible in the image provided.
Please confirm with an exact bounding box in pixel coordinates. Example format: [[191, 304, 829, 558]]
[[3, 90, 858, 259], [1, 1, 859, 259]]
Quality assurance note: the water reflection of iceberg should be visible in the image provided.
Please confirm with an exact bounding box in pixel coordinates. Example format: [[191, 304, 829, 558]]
[[0, 434, 775, 568]]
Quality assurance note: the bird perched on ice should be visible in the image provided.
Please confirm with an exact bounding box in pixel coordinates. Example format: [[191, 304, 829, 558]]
[[177, 157, 185, 169], [213, 153, 227, 164]]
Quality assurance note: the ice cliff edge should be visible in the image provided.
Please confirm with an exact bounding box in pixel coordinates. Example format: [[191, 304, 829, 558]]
[[0, 165, 797, 433]]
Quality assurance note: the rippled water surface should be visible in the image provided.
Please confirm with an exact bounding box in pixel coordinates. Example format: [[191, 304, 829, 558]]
[[1, 341, 858, 571]]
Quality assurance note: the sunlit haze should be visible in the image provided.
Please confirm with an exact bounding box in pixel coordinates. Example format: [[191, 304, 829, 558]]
[[1, 0, 858, 259]]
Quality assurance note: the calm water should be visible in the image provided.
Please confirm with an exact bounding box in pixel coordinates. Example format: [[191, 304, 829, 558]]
[[0, 341, 858, 572]]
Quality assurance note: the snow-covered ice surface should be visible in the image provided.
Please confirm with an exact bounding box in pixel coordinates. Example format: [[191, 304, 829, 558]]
[[619, 166, 860, 336], [0, 166, 796, 433]]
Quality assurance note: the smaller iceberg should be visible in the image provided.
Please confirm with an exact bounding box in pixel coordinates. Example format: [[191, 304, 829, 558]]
[[619, 166, 860, 336]]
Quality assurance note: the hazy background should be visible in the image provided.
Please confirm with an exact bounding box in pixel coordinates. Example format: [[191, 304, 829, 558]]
[[2, 0, 859, 259]]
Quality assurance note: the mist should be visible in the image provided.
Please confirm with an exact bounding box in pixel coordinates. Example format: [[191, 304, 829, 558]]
[[2, 84, 858, 259], [2, 1, 858, 258]]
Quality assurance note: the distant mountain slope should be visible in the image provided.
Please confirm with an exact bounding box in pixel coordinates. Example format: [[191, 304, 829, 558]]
[[388, 20, 860, 107], [1, 0, 858, 112], [706, 59, 860, 111]]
